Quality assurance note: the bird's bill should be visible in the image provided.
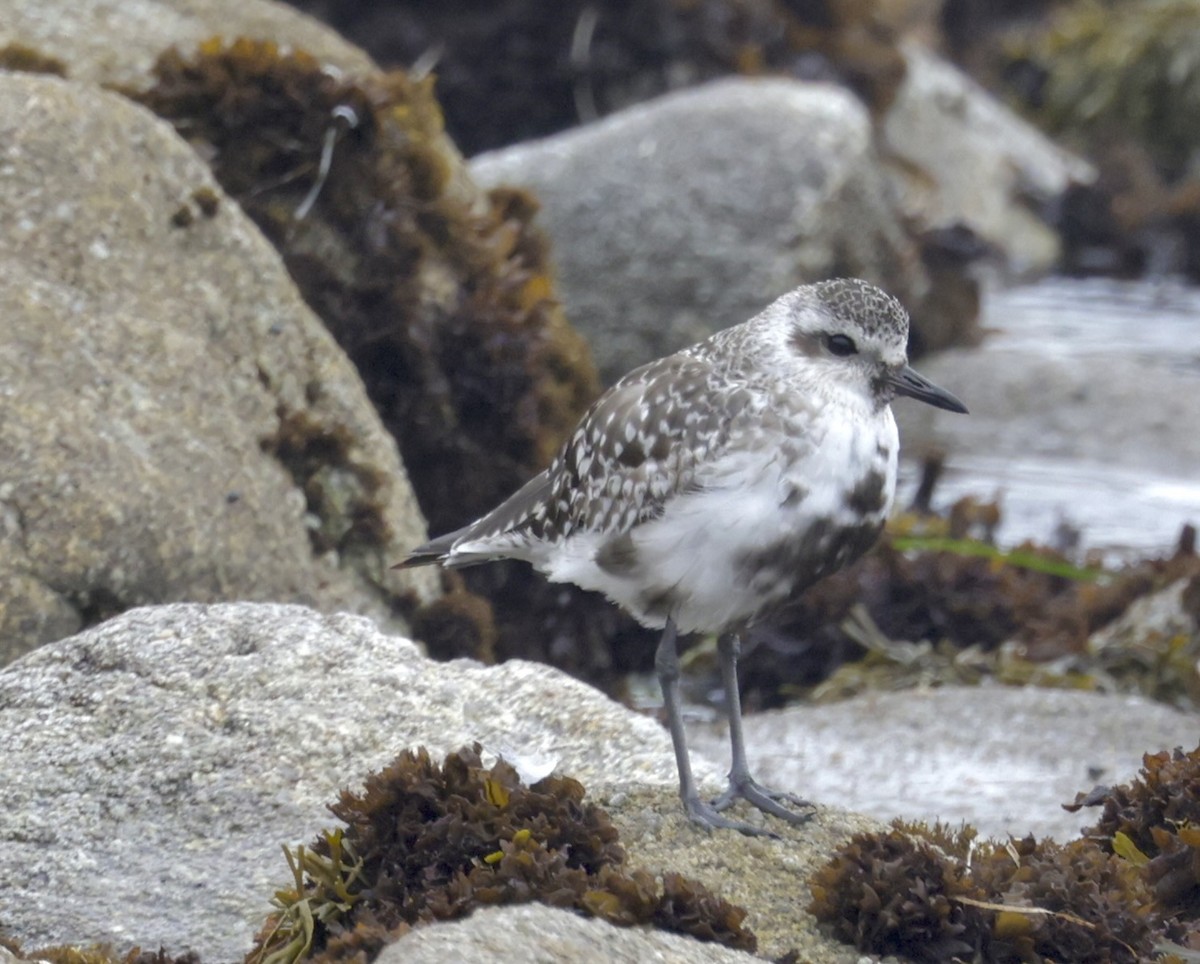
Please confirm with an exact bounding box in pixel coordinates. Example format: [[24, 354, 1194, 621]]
[[889, 365, 968, 414]]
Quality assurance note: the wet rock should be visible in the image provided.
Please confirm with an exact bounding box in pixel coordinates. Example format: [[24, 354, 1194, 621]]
[[896, 336, 1200, 480], [687, 686, 1200, 840]]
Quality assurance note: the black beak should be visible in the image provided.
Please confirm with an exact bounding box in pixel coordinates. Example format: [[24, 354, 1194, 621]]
[[889, 365, 968, 414]]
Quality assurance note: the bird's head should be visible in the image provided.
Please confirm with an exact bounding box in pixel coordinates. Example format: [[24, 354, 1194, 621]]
[[772, 278, 968, 415]]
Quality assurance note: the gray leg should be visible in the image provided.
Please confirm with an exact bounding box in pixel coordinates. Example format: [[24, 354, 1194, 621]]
[[655, 619, 776, 836], [710, 631, 812, 823]]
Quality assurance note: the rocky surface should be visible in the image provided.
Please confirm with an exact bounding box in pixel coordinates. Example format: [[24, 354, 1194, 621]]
[[688, 681, 1200, 842], [471, 77, 922, 383], [374, 904, 762, 964], [881, 43, 1095, 279], [0, 0, 374, 87], [2, 598, 1196, 960], [0, 72, 436, 662], [0, 602, 874, 964], [0, 4, 1195, 962]]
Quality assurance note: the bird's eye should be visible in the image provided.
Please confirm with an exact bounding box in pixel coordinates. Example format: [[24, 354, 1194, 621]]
[[826, 334, 858, 357]]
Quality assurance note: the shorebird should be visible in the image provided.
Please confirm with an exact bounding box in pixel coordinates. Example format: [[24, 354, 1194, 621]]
[[398, 278, 967, 834]]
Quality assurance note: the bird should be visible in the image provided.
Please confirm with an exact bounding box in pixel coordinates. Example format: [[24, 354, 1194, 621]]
[[396, 278, 967, 835]]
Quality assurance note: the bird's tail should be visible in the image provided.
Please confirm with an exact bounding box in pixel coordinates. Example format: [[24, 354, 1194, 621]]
[[391, 530, 460, 570], [392, 469, 553, 571], [393, 540, 515, 571], [391, 550, 443, 570]]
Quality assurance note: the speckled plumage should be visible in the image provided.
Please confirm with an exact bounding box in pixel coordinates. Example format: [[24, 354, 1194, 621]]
[[406, 279, 925, 629], [400, 278, 967, 834]]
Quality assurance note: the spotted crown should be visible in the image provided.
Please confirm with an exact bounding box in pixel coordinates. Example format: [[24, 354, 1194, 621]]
[[808, 278, 909, 342]]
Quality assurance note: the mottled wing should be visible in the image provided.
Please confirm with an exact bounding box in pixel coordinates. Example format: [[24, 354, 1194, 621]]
[[538, 353, 735, 539], [398, 352, 743, 567]]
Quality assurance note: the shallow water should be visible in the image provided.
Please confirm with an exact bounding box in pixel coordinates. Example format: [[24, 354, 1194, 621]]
[[897, 276, 1200, 561], [898, 453, 1200, 561], [985, 276, 1200, 371]]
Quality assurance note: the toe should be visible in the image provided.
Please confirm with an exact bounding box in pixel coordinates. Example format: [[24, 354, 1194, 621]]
[[682, 794, 779, 837], [712, 777, 813, 825]]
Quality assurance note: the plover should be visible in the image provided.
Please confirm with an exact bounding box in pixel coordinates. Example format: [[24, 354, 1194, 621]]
[[397, 278, 967, 834]]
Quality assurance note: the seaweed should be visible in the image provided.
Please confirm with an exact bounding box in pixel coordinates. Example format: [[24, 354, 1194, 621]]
[[129, 39, 598, 542], [1025, 0, 1200, 179], [744, 497, 1200, 711], [1067, 745, 1200, 919], [0, 938, 199, 964], [408, 582, 498, 663], [0, 43, 68, 76], [247, 744, 756, 964], [808, 826, 981, 961], [810, 821, 1160, 962], [813, 746, 1200, 961]]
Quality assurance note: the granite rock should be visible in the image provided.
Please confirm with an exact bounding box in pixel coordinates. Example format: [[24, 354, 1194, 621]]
[[0, 72, 436, 661], [0, 601, 872, 963], [471, 77, 921, 383]]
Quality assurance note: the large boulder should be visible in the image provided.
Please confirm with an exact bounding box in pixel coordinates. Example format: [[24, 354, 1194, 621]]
[[1, 5, 611, 688], [0, 602, 874, 963], [0, 72, 436, 662], [470, 77, 922, 384]]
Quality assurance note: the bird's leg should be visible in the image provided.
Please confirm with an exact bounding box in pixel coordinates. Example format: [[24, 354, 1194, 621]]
[[710, 631, 813, 823], [655, 618, 776, 836]]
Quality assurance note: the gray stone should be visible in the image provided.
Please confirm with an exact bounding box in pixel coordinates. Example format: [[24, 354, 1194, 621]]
[[375, 904, 761, 964], [0, 0, 375, 88], [0, 601, 885, 963], [687, 685, 1199, 841], [0, 602, 699, 961], [882, 43, 1095, 277], [0, 72, 437, 661], [470, 77, 919, 384]]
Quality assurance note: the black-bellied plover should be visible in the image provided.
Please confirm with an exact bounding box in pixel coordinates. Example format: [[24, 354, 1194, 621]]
[[398, 278, 967, 834]]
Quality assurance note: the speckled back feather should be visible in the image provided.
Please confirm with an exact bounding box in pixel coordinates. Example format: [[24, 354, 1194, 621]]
[[400, 351, 749, 566]]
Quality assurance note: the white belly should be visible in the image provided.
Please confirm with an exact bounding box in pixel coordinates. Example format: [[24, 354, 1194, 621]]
[[542, 409, 898, 632]]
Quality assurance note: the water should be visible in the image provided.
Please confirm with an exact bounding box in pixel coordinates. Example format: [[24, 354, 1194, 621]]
[[896, 276, 1200, 561], [898, 454, 1200, 561], [987, 277, 1200, 371]]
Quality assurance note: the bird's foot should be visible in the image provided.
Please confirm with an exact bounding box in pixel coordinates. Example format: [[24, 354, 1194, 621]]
[[712, 775, 813, 825], [681, 792, 780, 837]]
